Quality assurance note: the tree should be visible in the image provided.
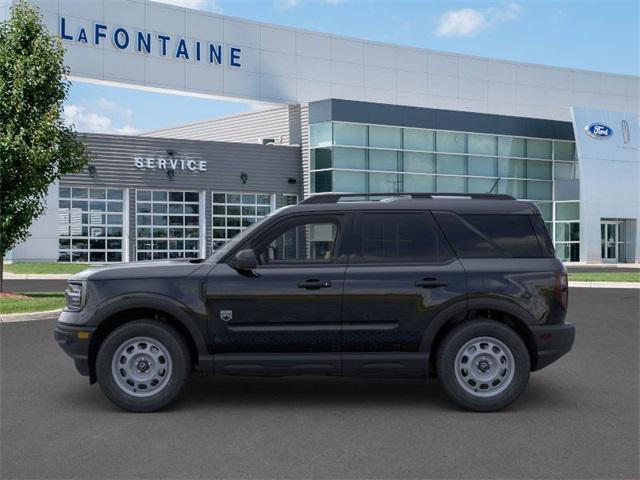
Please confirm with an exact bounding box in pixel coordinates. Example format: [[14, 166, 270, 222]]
[[0, 1, 90, 291]]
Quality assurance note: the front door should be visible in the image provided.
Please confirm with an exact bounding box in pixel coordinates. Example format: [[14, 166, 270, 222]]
[[601, 221, 618, 262], [206, 213, 349, 362], [341, 211, 467, 375]]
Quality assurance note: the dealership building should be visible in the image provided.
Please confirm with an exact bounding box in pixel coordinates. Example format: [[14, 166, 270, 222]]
[[4, 0, 639, 264]]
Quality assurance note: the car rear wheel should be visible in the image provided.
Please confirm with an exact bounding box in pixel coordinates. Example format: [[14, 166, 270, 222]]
[[96, 320, 190, 412], [437, 320, 530, 412]]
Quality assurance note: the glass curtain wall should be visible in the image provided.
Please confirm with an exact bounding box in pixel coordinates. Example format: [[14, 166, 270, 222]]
[[58, 186, 125, 262], [212, 192, 275, 250], [135, 190, 200, 260], [310, 121, 579, 259]]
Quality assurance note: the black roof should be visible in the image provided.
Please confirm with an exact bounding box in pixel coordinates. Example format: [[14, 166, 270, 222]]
[[283, 193, 541, 215]]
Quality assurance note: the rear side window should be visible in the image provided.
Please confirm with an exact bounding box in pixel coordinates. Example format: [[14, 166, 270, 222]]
[[354, 212, 454, 263], [461, 214, 543, 258], [433, 212, 500, 258], [530, 214, 556, 257], [434, 212, 544, 258]]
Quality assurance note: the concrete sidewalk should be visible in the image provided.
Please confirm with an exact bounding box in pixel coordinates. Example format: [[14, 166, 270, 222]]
[[3, 272, 72, 280]]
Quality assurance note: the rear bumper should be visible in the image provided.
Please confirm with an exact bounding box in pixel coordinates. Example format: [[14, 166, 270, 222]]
[[530, 322, 575, 371], [54, 321, 95, 377]]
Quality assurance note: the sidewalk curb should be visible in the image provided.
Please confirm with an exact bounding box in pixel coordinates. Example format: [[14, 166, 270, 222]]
[[3, 273, 72, 280], [569, 281, 640, 289], [0, 309, 62, 323]]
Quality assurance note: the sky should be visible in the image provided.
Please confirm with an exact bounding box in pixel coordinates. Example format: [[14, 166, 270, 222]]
[[64, 0, 639, 135]]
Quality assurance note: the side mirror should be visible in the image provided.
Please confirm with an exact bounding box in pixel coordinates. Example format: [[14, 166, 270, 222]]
[[234, 249, 258, 271]]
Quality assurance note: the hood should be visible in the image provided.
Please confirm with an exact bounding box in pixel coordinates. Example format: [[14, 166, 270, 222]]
[[68, 259, 209, 282]]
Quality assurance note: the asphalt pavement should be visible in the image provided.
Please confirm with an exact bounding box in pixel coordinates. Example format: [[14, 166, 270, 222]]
[[1, 288, 638, 479]]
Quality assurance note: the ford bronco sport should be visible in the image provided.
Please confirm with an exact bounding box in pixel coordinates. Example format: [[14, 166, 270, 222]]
[[55, 193, 574, 412]]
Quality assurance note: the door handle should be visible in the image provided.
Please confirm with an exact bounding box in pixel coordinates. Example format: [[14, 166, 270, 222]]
[[298, 279, 332, 290], [415, 278, 448, 288]]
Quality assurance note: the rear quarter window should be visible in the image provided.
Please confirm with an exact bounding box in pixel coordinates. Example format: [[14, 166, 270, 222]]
[[434, 212, 545, 258]]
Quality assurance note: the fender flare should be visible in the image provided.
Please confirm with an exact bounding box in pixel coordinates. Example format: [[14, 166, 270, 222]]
[[90, 293, 209, 358], [419, 295, 536, 354]]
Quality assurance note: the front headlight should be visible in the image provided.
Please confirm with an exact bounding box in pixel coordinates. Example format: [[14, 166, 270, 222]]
[[64, 282, 84, 311]]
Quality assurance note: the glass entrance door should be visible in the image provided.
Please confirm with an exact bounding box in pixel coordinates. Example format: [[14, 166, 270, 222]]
[[601, 221, 619, 263]]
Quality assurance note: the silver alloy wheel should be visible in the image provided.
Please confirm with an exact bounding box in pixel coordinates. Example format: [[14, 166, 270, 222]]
[[111, 336, 173, 398], [454, 336, 515, 397]]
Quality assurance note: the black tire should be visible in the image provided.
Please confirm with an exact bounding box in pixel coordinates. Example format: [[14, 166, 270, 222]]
[[96, 320, 191, 412], [436, 320, 530, 412]]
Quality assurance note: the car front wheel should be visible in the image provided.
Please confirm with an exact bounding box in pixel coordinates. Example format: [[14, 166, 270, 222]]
[[96, 320, 190, 412], [437, 320, 530, 412]]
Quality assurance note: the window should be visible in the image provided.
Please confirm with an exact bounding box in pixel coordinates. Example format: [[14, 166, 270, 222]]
[[255, 218, 339, 264], [136, 190, 200, 260], [461, 214, 543, 258], [356, 213, 453, 263], [310, 122, 332, 147], [369, 125, 402, 149], [434, 212, 501, 258], [212, 192, 274, 251], [283, 194, 299, 206], [58, 186, 124, 263], [334, 123, 367, 146]]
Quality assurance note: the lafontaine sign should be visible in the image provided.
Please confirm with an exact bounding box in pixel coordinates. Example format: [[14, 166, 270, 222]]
[[59, 18, 242, 68]]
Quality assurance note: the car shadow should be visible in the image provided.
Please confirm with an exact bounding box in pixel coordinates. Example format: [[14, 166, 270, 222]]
[[55, 373, 577, 414]]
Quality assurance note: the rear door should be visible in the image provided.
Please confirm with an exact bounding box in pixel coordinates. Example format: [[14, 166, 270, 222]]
[[341, 211, 466, 375]]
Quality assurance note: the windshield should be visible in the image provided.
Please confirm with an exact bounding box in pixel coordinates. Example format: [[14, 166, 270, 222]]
[[206, 207, 280, 263]]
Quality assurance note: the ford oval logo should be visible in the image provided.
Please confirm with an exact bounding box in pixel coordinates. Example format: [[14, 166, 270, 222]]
[[585, 123, 613, 139]]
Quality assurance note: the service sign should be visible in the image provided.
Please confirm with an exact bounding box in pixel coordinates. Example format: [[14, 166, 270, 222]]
[[134, 156, 207, 172]]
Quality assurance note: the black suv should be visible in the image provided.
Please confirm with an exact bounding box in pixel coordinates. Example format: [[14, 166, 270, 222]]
[[55, 193, 574, 412]]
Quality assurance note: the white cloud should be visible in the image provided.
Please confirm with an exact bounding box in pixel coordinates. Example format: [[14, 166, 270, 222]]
[[276, 0, 298, 10], [153, 0, 221, 13], [64, 102, 139, 135], [435, 2, 522, 38]]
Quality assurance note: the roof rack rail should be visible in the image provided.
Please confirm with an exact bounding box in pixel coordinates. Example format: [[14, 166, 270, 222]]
[[300, 192, 515, 205]]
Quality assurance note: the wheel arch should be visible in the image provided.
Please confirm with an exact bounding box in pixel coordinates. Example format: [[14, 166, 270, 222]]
[[87, 295, 210, 384], [421, 297, 539, 374]]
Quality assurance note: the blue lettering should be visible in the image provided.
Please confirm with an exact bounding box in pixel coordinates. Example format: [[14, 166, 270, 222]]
[[60, 17, 73, 40], [195, 41, 201, 62], [209, 43, 222, 64], [230, 47, 241, 67], [94, 23, 107, 45], [113, 27, 129, 49], [137, 32, 151, 53], [77, 27, 87, 43], [157, 34, 170, 56], [175, 38, 189, 59]]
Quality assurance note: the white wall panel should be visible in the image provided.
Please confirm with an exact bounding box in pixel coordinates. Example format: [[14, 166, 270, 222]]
[[331, 38, 363, 64], [186, 12, 223, 41], [223, 19, 259, 48], [295, 32, 331, 59], [395, 48, 427, 73], [104, 0, 145, 27], [364, 65, 395, 90], [24, 0, 638, 121], [260, 25, 295, 54], [145, 2, 185, 36]]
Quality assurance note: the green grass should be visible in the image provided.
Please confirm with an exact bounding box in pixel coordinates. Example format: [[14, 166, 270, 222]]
[[569, 272, 640, 282], [0, 292, 65, 315], [4, 262, 93, 275]]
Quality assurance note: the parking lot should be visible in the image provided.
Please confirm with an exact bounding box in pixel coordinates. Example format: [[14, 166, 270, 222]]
[[1, 288, 638, 479]]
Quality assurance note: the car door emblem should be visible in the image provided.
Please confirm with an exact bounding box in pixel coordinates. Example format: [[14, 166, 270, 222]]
[[220, 310, 233, 322]]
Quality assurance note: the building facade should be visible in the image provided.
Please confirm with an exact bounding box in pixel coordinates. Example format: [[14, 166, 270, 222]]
[[4, 0, 639, 264]]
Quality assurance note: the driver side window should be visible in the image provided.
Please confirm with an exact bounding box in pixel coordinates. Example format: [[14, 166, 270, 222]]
[[255, 218, 339, 265]]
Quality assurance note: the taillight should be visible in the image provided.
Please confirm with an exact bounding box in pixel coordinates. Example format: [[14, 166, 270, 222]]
[[555, 271, 568, 310]]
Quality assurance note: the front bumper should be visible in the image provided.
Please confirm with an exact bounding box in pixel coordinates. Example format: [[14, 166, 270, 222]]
[[54, 320, 95, 377], [529, 322, 575, 371]]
